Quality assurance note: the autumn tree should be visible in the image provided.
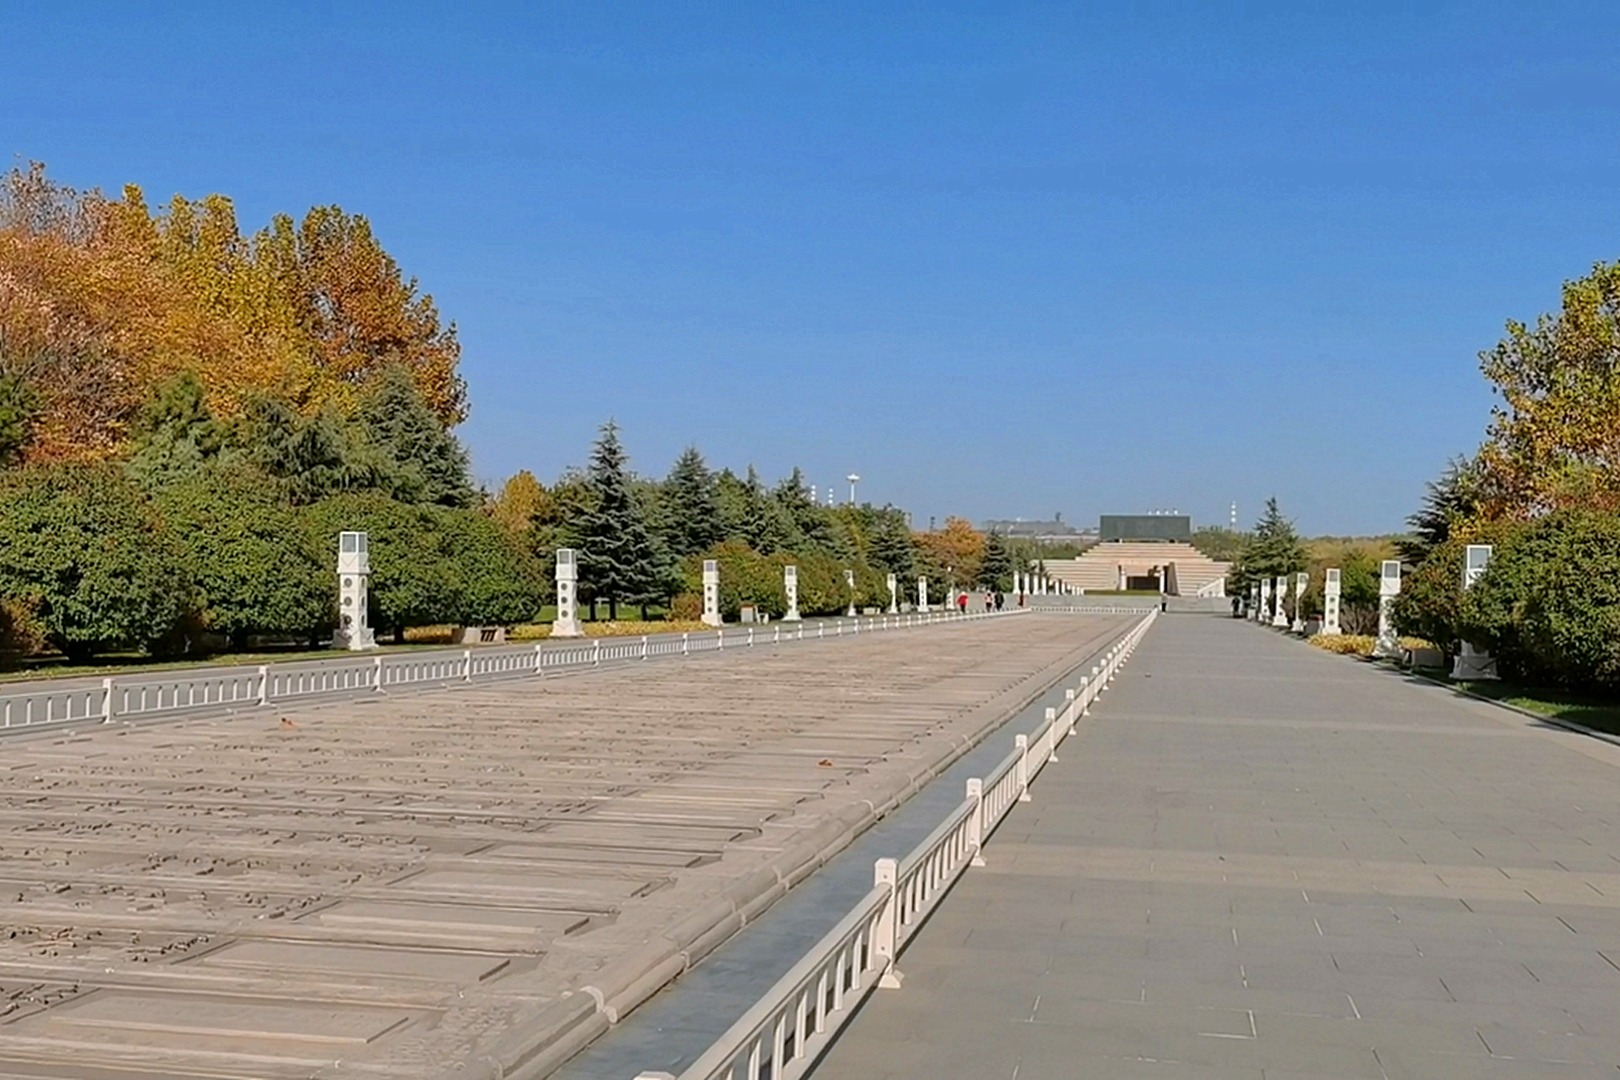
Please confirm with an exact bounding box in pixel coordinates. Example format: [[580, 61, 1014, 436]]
[[914, 516, 985, 591], [0, 163, 469, 463], [1476, 260, 1620, 516], [489, 470, 550, 536]]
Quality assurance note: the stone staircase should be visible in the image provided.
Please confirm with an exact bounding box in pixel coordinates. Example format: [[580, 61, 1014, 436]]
[[1043, 540, 1229, 597]]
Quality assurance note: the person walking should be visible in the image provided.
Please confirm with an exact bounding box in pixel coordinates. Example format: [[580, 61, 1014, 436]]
[[957, 591, 968, 615], [995, 591, 1005, 611]]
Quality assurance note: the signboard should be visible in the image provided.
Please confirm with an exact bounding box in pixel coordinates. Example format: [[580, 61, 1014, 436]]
[[1099, 515, 1192, 542]]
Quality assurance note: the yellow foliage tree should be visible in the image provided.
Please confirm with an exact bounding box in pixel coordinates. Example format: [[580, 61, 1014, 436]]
[[1478, 259, 1620, 516], [914, 515, 986, 588], [0, 162, 467, 464]]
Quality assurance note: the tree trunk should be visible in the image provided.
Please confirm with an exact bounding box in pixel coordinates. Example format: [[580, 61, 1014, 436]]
[[609, 596, 618, 621], [395, 624, 407, 644]]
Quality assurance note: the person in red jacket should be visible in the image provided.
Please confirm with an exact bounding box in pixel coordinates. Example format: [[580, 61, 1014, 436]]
[[957, 591, 968, 614]]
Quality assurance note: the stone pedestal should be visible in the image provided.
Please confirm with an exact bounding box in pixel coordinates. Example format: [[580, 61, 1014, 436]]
[[783, 564, 801, 622], [1322, 568, 1342, 636], [552, 548, 583, 638], [918, 576, 929, 613], [1260, 579, 1272, 625], [701, 559, 722, 628], [1291, 572, 1308, 633], [886, 573, 898, 614], [1375, 559, 1401, 657], [1271, 575, 1289, 628], [333, 530, 377, 650], [845, 569, 857, 617]]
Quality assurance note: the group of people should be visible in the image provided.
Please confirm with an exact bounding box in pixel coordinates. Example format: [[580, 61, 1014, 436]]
[[955, 590, 1006, 613]]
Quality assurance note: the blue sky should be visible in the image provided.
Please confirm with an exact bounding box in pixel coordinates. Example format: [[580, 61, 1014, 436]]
[[6, 1, 1619, 535]]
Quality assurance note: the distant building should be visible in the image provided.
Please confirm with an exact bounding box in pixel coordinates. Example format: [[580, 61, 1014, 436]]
[[981, 513, 1095, 543]]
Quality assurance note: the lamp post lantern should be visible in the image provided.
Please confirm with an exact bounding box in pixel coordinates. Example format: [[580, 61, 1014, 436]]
[[846, 473, 860, 504], [334, 531, 376, 650]]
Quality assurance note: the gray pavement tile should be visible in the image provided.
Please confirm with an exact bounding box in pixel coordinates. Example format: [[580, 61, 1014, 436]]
[[805, 617, 1620, 1080]]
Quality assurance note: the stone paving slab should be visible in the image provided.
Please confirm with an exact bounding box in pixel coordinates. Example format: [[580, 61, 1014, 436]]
[[810, 616, 1620, 1080], [0, 614, 1125, 1079]]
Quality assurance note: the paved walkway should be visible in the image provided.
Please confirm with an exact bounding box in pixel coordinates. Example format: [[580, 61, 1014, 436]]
[[812, 616, 1620, 1079], [0, 614, 1126, 1079]]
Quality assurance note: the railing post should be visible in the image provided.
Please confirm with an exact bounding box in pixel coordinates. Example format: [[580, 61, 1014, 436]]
[[463, 648, 474, 682], [101, 677, 114, 723], [534, 643, 544, 673], [718, 629, 725, 651], [374, 655, 384, 691], [873, 858, 904, 989], [1044, 707, 1059, 762], [592, 639, 601, 665], [1015, 734, 1032, 802], [748, 627, 755, 647], [1065, 688, 1077, 735], [682, 632, 690, 656], [967, 778, 986, 867], [258, 665, 271, 707], [642, 634, 650, 660], [774, 625, 781, 644]]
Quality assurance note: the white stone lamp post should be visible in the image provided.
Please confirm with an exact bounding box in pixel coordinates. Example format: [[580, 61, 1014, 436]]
[[1260, 578, 1272, 625], [886, 572, 898, 614], [1271, 575, 1289, 628], [1375, 559, 1401, 657], [701, 559, 723, 627], [783, 565, 801, 622], [552, 548, 583, 638], [1451, 545, 1498, 679], [918, 576, 929, 613], [1292, 571, 1309, 633], [845, 569, 857, 617], [334, 530, 376, 651], [1322, 568, 1342, 636]]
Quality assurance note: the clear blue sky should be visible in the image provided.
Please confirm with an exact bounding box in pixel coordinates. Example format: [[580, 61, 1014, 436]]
[[7, 1, 1619, 535]]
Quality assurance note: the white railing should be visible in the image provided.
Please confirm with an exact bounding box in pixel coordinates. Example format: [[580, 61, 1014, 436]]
[[635, 609, 1158, 1080], [0, 609, 1023, 737]]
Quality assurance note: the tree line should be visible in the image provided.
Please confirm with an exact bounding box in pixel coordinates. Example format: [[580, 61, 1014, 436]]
[[0, 164, 1026, 663], [1390, 259, 1620, 690]]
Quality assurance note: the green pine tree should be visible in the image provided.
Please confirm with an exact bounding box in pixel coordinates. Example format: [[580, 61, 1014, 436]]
[[126, 372, 226, 486], [356, 365, 476, 508], [659, 447, 722, 557], [1234, 497, 1308, 593], [869, 509, 917, 583], [578, 420, 660, 620], [980, 531, 1014, 591]]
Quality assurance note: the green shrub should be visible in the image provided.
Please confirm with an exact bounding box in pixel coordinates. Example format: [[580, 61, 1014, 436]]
[[0, 464, 189, 659], [1464, 510, 1620, 688], [155, 464, 331, 648]]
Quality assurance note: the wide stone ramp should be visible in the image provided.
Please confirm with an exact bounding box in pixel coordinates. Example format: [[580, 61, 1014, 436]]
[[0, 613, 1125, 1079], [811, 615, 1620, 1079]]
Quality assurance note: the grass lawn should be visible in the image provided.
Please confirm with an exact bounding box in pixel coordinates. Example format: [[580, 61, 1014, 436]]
[[1450, 679, 1620, 739]]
